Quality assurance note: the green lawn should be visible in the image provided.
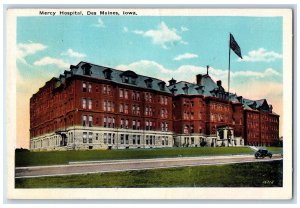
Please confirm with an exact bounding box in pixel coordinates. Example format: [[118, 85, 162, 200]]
[[15, 160, 283, 188], [265, 147, 283, 153], [15, 147, 257, 167]]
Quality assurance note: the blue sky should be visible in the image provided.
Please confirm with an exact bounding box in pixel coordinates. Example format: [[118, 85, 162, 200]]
[[16, 15, 283, 147]]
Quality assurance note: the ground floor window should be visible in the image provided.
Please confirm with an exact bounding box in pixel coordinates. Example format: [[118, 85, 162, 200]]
[[104, 133, 107, 144], [121, 134, 124, 144], [88, 132, 93, 143], [83, 132, 87, 143], [137, 135, 141, 145]]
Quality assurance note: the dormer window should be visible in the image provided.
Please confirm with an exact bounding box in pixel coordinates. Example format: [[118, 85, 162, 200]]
[[81, 63, 92, 76], [103, 68, 112, 80], [195, 85, 204, 94], [123, 76, 129, 83], [170, 86, 178, 95], [158, 81, 166, 91], [120, 70, 138, 85], [144, 78, 153, 88], [182, 84, 189, 94], [131, 77, 136, 85]]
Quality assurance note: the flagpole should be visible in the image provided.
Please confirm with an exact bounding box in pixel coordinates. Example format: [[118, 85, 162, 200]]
[[227, 33, 231, 147], [228, 33, 231, 100]]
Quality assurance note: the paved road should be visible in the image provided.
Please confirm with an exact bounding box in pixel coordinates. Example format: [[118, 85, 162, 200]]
[[15, 154, 282, 179]]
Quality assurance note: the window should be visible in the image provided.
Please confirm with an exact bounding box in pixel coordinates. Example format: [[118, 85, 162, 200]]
[[103, 85, 112, 95], [149, 94, 153, 102], [108, 133, 111, 144], [124, 76, 129, 83], [136, 92, 140, 100], [161, 109, 164, 118], [137, 120, 141, 130], [82, 115, 87, 126], [83, 132, 87, 143], [133, 120, 136, 130], [184, 125, 189, 134], [119, 89, 124, 98], [137, 106, 140, 115], [137, 135, 141, 145], [82, 82, 87, 92], [190, 125, 194, 133], [125, 119, 129, 129], [132, 135, 136, 144], [125, 135, 129, 144], [82, 98, 87, 109], [108, 117, 112, 128], [88, 83, 92, 92], [120, 134, 124, 144], [124, 90, 128, 99], [112, 118, 115, 128], [103, 101, 107, 111], [107, 101, 111, 112], [103, 117, 107, 127], [88, 99, 92, 110], [120, 119, 124, 128], [124, 104, 129, 114], [88, 115, 93, 127], [145, 93, 149, 102], [104, 133, 107, 144], [146, 121, 149, 130], [88, 132, 93, 143], [96, 133, 99, 140]]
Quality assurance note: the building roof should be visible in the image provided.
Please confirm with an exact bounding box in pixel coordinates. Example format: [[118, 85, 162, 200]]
[[36, 61, 277, 115], [69, 61, 172, 94], [167, 73, 276, 114]]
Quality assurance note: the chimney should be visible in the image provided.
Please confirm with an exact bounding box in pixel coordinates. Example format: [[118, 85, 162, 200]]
[[196, 74, 202, 85], [217, 80, 222, 87], [206, 65, 209, 75], [269, 105, 273, 112], [237, 96, 243, 103]]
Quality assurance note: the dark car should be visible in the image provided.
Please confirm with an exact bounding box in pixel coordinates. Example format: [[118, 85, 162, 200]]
[[255, 149, 272, 159]]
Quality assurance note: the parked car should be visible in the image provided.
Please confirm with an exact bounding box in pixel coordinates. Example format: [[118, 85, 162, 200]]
[[255, 149, 272, 159]]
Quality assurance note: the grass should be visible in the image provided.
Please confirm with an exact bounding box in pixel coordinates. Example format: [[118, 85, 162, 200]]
[[15, 160, 283, 188], [265, 147, 283, 153], [15, 147, 257, 167]]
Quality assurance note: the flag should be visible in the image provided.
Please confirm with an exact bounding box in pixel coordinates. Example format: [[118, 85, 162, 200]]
[[230, 33, 243, 59]]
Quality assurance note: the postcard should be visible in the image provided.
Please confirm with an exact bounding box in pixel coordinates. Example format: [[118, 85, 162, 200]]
[[6, 8, 293, 200]]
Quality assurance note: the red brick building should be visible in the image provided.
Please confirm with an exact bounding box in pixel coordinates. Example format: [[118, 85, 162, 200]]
[[29, 62, 280, 150]]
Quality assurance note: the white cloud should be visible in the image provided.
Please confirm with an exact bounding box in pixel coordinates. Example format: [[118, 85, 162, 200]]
[[123, 27, 128, 32], [180, 26, 189, 32], [33, 57, 70, 69], [92, 18, 105, 28], [61, 49, 86, 59], [116, 60, 281, 84], [133, 22, 186, 49], [133, 30, 144, 35], [239, 48, 282, 62], [232, 68, 281, 78], [17, 42, 47, 64], [174, 53, 198, 61]]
